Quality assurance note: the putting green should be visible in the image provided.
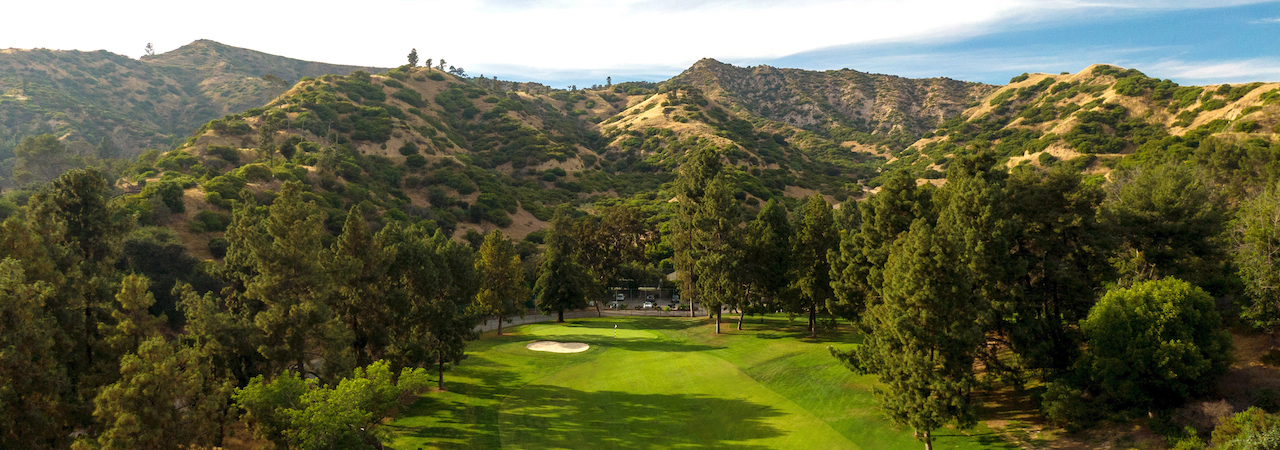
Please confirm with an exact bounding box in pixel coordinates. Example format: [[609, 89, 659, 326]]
[[386, 317, 1012, 449]]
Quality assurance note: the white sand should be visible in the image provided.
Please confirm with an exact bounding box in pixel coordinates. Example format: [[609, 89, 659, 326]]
[[526, 340, 590, 353]]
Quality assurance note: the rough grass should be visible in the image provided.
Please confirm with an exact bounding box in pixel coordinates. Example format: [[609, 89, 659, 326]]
[[386, 316, 1015, 449]]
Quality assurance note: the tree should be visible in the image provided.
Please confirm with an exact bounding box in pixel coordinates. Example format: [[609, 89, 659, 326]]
[[1078, 277, 1232, 409], [438, 59, 446, 71], [234, 361, 430, 450], [329, 205, 393, 367], [424, 58, 433, 71], [143, 43, 154, 57], [1004, 165, 1110, 376], [576, 204, 652, 315], [381, 224, 479, 389], [407, 48, 419, 67], [0, 258, 65, 448], [79, 337, 232, 450], [607, 76, 612, 87], [534, 211, 592, 322], [833, 219, 983, 450], [473, 230, 527, 335], [13, 134, 77, 187], [830, 169, 932, 319], [231, 182, 346, 378], [790, 194, 837, 337], [1102, 164, 1227, 289], [1210, 407, 1280, 449], [257, 123, 278, 167], [1234, 183, 1280, 341], [100, 274, 166, 358], [681, 157, 743, 333], [671, 145, 727, 319], [739, 199, 791, 329]]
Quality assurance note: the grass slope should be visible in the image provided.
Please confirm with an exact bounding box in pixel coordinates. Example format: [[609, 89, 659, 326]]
[[387, 316, 1013, 449]]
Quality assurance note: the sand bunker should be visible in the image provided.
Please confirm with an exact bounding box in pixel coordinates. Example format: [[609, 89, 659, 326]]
[[526, 340, 590, 353]]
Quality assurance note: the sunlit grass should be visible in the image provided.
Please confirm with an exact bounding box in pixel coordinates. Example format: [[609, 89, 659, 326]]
[[386, 315, 1013, 449]]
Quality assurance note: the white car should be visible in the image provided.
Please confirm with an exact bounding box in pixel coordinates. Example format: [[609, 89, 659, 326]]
[[643, 301, 654, 309]]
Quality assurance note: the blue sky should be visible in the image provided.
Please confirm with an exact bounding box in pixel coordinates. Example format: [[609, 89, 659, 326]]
[[760, 1, 1280, 85], [2, 0, 1277, 88]]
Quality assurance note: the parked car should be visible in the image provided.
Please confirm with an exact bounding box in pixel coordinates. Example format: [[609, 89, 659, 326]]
[[643, 301, 654, 309]]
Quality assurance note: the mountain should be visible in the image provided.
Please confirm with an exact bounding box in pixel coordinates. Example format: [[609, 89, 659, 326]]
[[6, 44, 1280, 260], [893, 65, 1280, 181], [0, 40, 383, 165]]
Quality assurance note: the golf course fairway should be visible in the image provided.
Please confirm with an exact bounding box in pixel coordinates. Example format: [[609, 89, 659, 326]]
[[386, 316, 1013, 449]]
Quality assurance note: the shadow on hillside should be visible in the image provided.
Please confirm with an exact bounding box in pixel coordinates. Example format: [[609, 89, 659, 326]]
[[402, 383, 786, 449]]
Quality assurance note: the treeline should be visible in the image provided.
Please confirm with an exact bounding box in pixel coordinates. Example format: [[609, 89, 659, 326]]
[[0, 166, 658, 448], [660, 141, 1280, 449]]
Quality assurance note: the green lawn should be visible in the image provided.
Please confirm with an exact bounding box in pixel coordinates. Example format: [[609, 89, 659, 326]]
[[386, 316, 1014, 449]]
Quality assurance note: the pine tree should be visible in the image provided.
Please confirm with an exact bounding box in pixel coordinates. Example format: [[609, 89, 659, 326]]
[[790, 194, 837, 337], [236, 182, 346, 378], [534, 211, 592, 322], [473, 230, 527, 335], [329, 205, 393, 367], [739, 198, 791, 329], [834, 219, 983, 450], [407, 48, 419, 67], [82, 337, 233, 450], [0, 258, 66, 448]]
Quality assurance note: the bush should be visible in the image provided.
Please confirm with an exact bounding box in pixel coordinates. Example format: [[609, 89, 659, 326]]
[[1079, 278, 1232, 409], [191, 210, 232, 233], [1235, 120, 1261, 133], [398, 142, 419, 156], [1210, 407, 1280, 449], [404, 154, 427, 168], [427, 73, 445, 81], [239, 164, 274, 182]]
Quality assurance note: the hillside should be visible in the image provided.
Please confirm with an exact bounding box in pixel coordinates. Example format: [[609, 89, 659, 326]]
[[893, 65, 1280, 181], [13, 51, 1280, 262], [0, 40, 383, 183]]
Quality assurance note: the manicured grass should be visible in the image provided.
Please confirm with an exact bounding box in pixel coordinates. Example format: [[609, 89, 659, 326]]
[[386, 316, 1014, 449]]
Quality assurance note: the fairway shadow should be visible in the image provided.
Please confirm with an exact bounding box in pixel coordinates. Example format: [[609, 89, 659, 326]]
[[498, 384, 785, 449]]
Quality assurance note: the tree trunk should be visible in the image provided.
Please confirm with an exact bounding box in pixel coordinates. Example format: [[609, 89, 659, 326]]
[[497, 314, 503, 336], [558, 310, 564, 322], [715, 306, 721, 334], [738, 309, 744, 331], [437, 352, 445, 391], [809, 305, 817, 338], [923, 429, 933, 450]]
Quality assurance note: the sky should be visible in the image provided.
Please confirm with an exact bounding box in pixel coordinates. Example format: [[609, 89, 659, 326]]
[[2, 0, 1278, 88]]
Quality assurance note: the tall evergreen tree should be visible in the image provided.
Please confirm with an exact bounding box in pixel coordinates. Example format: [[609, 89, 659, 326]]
[[739, 199, 791, 329], [534, 211, 592, 322], [830, 169, 931, 322], [330, 205, 393, 367], [473, 230, 527, 335], [692, 173, 742, 334], [834, 219, 983, 450], [790, 194, 837, 337], [1102, 163, 1227, 289], [407, 48, 419, 67], [0, 258, 65, 448], [233, 182, 346, 378], [79, 337, 233, 450], [1004, 165, 1110, 375]]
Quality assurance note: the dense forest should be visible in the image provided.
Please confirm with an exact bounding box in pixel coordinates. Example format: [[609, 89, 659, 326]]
[[3, 44, 1280, 449]]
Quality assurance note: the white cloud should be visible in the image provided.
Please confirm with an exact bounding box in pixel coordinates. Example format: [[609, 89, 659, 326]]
[[1250, 16, 1280, 23], [1145, 58, 1280, 83]]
